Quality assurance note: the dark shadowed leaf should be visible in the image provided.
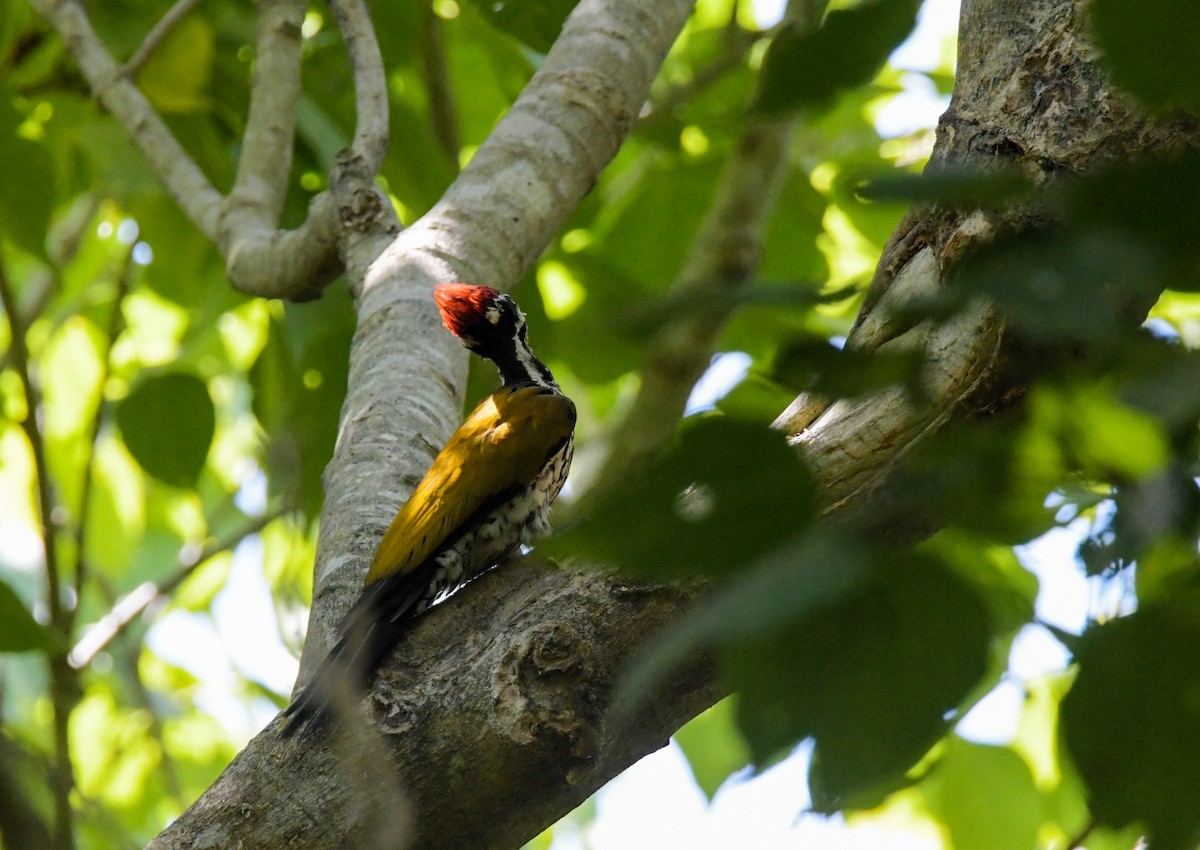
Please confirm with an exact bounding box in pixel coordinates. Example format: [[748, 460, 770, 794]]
[[609, 530, 871, 717], [0, 579, 50, 652], [895, 417, 1061, 544], [753, 0, 922, 114], [1067, 155, 1200, 287], [1062, 600, 1200, 850], [858, 166, 1035, 210], [952, 229, 1162, 344], [726, 553, 991, 809], [116, 372, 215, 488], [550, 417, 817, 579], [464, 0, 580, 53], [1091, 0, 1200, 112], [250, 287, 354, 519], [771, 338, 925, 399]]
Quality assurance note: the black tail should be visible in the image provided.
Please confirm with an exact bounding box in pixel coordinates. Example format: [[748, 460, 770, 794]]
[[278, 573, 428, 738]]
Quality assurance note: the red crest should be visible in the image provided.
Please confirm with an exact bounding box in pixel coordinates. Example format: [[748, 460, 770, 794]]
[[434, 283, 500, 338]]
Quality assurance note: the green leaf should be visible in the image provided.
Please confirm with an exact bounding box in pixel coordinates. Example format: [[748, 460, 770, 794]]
[[611, 529, 870, 717], [1062, 600, 1200, 849], [726, 553, 992, 810], [924, 738, 1042, 850], [135, 16, 214, 113], [752, 0, 922, 115], [858, 166, 1035, 210], [675, 697, 752, 800], [550, 416, 817, 579], [0, 579, 50, 652], [464, 0, 581, 53], [896, 417, 1061, 544], [0, 84, 54, 257], [116, 372, 215, 488], [952, 229, 1162, 344], [1091, 0, 1200, 112], [1066, 154, 1200, 286]]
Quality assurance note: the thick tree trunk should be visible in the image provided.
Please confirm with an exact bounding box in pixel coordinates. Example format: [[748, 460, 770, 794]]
[[149, 1, 1199, 849]]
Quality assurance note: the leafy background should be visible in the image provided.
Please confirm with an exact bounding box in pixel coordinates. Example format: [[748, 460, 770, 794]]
[[2, 0, 1199, 848]]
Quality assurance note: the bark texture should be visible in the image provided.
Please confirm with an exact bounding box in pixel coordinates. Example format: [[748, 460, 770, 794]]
[[151, 1, 1200, 849]]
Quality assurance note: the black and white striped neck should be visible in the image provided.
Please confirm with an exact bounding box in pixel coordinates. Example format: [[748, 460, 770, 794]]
[[492, 337, 558, 390]]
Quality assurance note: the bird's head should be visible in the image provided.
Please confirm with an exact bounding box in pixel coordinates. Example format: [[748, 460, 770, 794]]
[[434, 283, 528, 357], [434, 283, 556, 388]]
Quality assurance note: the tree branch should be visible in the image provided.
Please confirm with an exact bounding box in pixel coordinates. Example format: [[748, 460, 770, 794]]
[[147, 1, 1200, 849], [223, 0, 305, 236], [28, 0, 388, 303], [149, 2, 700, 848], [221, 0, 391, 301], [26, 0, 225, 244], [328, 0, 389, 171]]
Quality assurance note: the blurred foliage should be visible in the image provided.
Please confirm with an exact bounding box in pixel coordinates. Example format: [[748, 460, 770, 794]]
[[1, 0, 1197, 848]]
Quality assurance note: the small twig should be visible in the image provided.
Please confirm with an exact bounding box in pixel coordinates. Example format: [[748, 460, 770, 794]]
[[419, 0, 461, 171], [0, 260, 61, 626], [119, 0, 206, 78], [327, 0, 389, 171], [223, 0, 392, 299], [69, 507, 287, 669], [68, 252, 133, 632], [224, 0, 305, 233], [0, 259, 76, 850]]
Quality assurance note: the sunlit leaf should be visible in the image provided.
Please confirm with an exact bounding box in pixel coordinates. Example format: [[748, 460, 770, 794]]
[[675, 697, 751, 800], [924, 738, 1041, 850], [135, 16, 214, 113]]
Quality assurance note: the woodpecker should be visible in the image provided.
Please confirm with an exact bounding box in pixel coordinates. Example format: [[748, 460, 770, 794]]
[[281, 283, 575, 735]]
